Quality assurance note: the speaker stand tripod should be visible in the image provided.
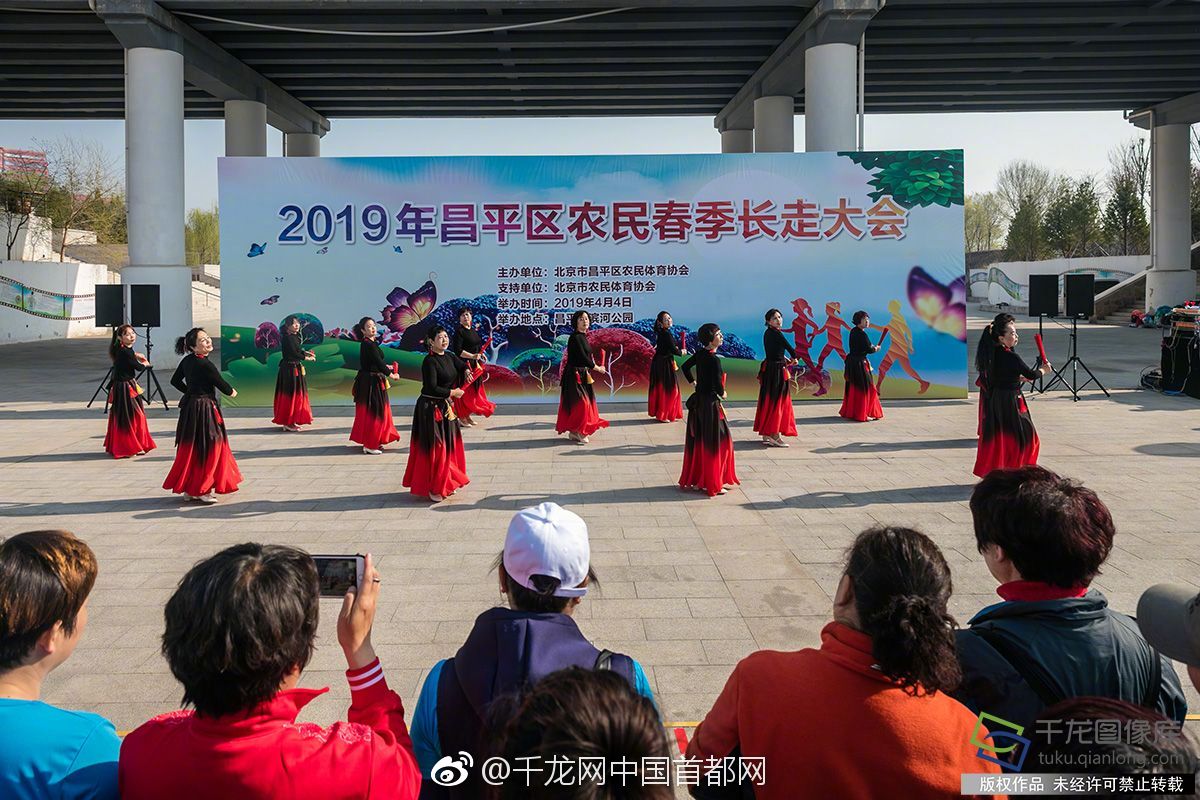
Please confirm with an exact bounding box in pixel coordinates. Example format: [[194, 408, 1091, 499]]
[[87, 325, 170, 412], [1039, 317, 1110, 402]]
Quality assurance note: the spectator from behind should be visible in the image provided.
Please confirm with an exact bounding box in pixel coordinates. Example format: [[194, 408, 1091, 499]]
[[955, 466, 1185, 729], [0, 530, 119, 800], [483, 667, 672, 800], [687, 526, 1002, 799], [410, 503, 655, 799], [1139, 583, 1200, 694], [118, 545, 421, 800]]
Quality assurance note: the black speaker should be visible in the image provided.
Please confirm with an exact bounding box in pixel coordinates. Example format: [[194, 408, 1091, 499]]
[[1064, 273, 1095, 318], [1162, 332, 1192, 392], [1028, 274, 1059, 317], [1184, 336, 1200, 400], [130, 284, 161, 328], [94, 284, 124, 327]]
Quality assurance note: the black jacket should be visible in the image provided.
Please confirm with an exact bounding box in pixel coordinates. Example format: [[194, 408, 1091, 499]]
[[953, 590, 1187, 729]]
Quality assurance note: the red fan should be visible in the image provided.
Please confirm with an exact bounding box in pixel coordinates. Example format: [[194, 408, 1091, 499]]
[[877, 327, 890, 347], [596, 348, 606, 368], [721, 372, 727, 391], [1034, 333, 1048, 365], [679, 331, 686, 352]]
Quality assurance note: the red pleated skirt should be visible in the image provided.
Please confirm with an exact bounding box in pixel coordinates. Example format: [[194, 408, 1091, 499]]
[[973, 430, 1041, 478], [839, 360, 883, 422], [753, 360, 797, 436], [349, 372, 400, 450], [556, 373, 609, 437], [974, 391, 1040, 477], [680, 395, 739, 497], [452, 365, 497, 419], [647, 354, 683, 422], [104, 380, 157, 459], [272, 362, 314, 427], [163, 396, 242, 496], [402, 399, 470, 498]]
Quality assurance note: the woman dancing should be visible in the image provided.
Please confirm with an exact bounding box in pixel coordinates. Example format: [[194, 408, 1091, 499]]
[[974, 314, 1050, 477], [753, 308, 799, 447], [163, 327, 242, 503], [272, 315, 315, 432], [555, 310, 609, 445], [450, 308, 496, 427], [349, 317, 400, 455], [647, 310, 683, 422], [839, 310, 884, 422], [680, 323, 739, 497], [402, 326, 470, 502], [103, 324, 156, 458]]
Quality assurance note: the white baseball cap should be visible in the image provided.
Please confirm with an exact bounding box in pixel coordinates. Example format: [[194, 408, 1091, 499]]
[[503, 502, 590, 598]]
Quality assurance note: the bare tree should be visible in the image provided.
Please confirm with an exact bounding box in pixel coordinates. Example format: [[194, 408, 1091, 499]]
[[1, 166, 51, 261], [964, 191, 1007, 252], [39, 137, 122, 261], [995, 160, 1058, 221], [1106, 138, 1150, 208]]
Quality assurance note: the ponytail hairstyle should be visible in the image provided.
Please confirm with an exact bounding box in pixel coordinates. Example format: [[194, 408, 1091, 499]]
[[851, 309, 869, 326], [975, 312, 1015, 374], [352, 316, 375, 340], [492, 551, 601, 614], [654, 310, 671, 331], [424, 324, 448, 351], [174, 327, 205, 356], [843, 526, 961, 695], [697, 323, 720, 347], [109, 324, 134, 362], [764, 308, 782, 325]]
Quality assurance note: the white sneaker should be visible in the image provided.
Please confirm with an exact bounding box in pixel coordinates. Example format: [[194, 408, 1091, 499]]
[[198, 491, 218, 505], [363, 447, 383, 455], [284, 424, 301, 432], [430, 493, 445, 502], [773, 435, 790, 448]]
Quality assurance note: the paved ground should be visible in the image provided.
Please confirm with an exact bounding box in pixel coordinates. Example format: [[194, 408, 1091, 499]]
[[1, 307, 1199, 742]]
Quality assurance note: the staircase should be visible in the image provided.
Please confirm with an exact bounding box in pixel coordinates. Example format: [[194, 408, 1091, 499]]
[[1096, 302, 1141, 326]]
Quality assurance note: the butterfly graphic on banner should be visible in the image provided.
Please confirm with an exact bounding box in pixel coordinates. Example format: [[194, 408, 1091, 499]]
[[393, 246, 404, 254], [247, 242, 267, 258], [260, 295, 280, 305], [315, 246, 328, 255], [381, 280, 436, 333], [907, 266, 966, 342]]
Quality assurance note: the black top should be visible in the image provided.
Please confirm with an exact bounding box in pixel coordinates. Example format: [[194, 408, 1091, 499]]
[[681, 348, 724, 395], [421, 352, 467, 398], [113, 345, 145, 382], [990, 347, 1040, 391], [847, 327, 876, 361], [281, 332, 305, 364], [654, 328, 681, 358], [451, 326, 484, 364], [170, 353, 233, 399], [565, 332, 595, 370], [763, 327, 797, 361], [359, 340, 389, 375]]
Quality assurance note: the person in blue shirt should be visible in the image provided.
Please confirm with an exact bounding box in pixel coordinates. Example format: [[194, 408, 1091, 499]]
[[0, 530, 120, 800], [410, 503, 656, 799]]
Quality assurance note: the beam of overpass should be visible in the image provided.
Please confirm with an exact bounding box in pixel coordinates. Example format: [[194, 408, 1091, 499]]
[[1128, 89, 1200, 128], [90, 0, 329, 136]]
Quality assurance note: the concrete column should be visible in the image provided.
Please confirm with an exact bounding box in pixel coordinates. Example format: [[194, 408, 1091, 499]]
[[124, 47, 191, 342], [224, 99, 267, 156], [720, 128, 753, 154], [285, 133, 321, 157], [804, 42, 858, 152], [1147, 123, 1196, 310], [753, 96, 794, 153]]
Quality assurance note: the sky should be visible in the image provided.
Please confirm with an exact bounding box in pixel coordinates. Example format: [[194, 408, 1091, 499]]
[[0, 110, 1150, 213]]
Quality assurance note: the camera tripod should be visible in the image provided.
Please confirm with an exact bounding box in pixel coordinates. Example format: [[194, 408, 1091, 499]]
[[1038, 316, 1110, 402], [88, 325, 170, 412]]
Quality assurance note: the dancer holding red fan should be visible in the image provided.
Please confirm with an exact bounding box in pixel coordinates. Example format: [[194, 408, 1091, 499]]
[[349, 317, 401, 455], [753, 308, 799, 447], [973, 314, 1050, 477], [680, 323, 738, 496], [163, 327, 243, 503], [450, 308, 496, 427], [272, 315, 315, 432], [104, 324, 157, 458], [555, 310, 609, 445], [838, 310, 885, 422], [647, 310, 683, 422], [403, 325, 470, 502]]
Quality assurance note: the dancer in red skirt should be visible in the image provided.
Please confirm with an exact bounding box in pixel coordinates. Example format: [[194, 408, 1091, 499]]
[[647, 310, 683, 422], [104, 324, 156, 458], [450, 308, 496, 427], [680, 323, 739, 497], [753, 308, 799, 447], [272, 315, 315, 432], [403, 326, 470, 502], [839, 311, 884, 422], [555, 310, 609, 444], [974, 312, 1013, 436], [973, 315, 1050, 477], [164, 328, 243, 504], [349, 316, 400, 455]]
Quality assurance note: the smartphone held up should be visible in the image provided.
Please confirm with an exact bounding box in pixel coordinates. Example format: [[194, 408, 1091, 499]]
[[312, 554, 365, 597]]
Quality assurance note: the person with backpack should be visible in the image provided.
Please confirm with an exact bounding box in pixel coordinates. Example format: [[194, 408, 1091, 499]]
[[409, 503, 655, 799], [953, 466, 1186, 730]]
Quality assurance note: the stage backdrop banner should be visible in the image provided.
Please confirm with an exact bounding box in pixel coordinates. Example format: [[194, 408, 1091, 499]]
[[217, 151, 966, 406]]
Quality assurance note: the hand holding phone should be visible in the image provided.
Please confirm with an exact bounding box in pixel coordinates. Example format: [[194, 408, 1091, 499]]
[[336, 553, 379, 670]]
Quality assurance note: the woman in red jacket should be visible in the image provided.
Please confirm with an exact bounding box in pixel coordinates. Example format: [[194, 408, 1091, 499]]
[[687, 526, 1004, 799], [118, 544, 421, 800]]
